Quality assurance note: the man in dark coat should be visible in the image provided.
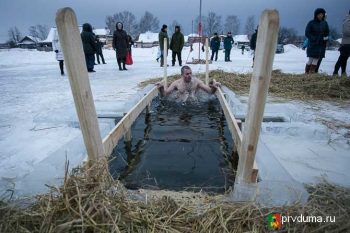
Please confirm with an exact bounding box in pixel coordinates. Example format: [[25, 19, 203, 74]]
[[113, 22, 128, 71], [305, 8, 329, 74], [159, 24, 169, 67], [81, 23, 97, 72], [95, 36, 106, 64], [170, 25, 185, 66], [210, 33, 220, 61], [223, 32, 234, 62]]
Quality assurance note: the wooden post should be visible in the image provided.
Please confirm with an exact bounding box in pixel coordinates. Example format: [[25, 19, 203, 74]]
[[55, 8, 105, 162], [236, 10, 279, 184], [123, 113, 132, 142], [205, 37, 209, 85], [163, 38, 168, 88]]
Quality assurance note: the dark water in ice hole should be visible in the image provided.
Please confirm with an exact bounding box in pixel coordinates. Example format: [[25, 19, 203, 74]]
[[109, 97, 238, 193]]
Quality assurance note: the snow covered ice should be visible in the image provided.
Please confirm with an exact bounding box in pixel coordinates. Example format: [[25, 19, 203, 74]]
[[0, 45, 349, 196]]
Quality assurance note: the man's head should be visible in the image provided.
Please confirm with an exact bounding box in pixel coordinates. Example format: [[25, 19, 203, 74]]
[[181, 66, 192, 83], [175, 25, 180, 32], [227, 32, 232, 37], [214, 32, 218, 37], [162, 24, 168, 32]]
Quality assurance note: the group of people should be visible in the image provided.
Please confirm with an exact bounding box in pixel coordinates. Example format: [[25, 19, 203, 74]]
[[304, 8, 349, 76], [54, 9, 349, 77], [80, 22, 133, 73], [158, 24, 185, 67]]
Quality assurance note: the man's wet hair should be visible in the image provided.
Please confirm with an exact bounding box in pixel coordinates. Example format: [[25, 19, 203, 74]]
[[181, 65, 191, 75]]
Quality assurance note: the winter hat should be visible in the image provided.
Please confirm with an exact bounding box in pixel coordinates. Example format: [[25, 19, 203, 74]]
[[314, 8, 326, 19], [162, 24, 168, 30]]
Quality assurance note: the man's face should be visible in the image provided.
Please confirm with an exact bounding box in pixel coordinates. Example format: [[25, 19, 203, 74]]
[[183, 69, 192, 83], [117, 23, 122, 30]]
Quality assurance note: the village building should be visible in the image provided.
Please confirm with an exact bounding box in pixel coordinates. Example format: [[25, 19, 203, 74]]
[[17, 36, 41, 49]]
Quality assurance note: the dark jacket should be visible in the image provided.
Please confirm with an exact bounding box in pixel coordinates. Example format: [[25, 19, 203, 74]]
[[210, 36, 220, 51], [250, 29, 258, 50], [112, 22, 128, 59], [224, 36, 234, 50], [305, 8, 329, 58], [81, 23, 97, 55], [95, 38, 103, 54], [170, 27, 185, 52], [159, 29, 169, 51]]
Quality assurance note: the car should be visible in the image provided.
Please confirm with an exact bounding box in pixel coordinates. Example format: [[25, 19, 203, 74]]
[[276, 44, 284, 53]]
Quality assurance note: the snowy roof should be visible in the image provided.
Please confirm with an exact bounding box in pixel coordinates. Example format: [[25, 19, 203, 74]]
[[336, 38, 342, 43], [187, 33, 200, 37], [233, 35, 249, 42], [41, 26, 83, 43], [137, 31, 158, 43], [18, 36, 41, 44], [41, 27, 56, 43], [93, 28, 110, 36]]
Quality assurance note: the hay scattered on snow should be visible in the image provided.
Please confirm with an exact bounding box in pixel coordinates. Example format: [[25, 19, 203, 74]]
[[140, 70, 350, 101], [1, 161, 350, 232]]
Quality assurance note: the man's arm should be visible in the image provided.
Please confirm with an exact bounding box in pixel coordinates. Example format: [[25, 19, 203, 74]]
[[197, 79, 221, 94], [156, 80, 178, 96]]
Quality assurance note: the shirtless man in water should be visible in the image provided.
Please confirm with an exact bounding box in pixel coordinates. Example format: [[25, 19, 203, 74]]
[[156, 66, 221, 102]]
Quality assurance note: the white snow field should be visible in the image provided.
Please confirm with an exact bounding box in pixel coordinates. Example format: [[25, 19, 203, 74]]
[[0, 46, 349, 196]]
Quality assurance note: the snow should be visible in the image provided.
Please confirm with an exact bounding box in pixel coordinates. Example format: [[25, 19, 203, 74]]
[[93, 28, 110, 36], [0, 45, 349, 196], [233, 34, 249, 42], [137, 31, 158, 43]]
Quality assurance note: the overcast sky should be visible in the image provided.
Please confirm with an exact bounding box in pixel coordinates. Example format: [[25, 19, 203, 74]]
[[0, 0, 348, 42]]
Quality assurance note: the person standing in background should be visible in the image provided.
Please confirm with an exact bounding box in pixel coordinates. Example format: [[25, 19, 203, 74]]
[[113, 22, 128, 71], [304, 8, 329, 74], [210, 33, 220, 61], [333, 10, 350, 76], [95, 35, 106, 65], [52, 29, 64, 75], [81, 23, 97, 72], [224, 32, 234, 62], [170, 25, 185, 66], [159, 24, 169, 67]]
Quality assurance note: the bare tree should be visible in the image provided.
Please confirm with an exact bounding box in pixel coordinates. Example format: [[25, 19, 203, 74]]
[[245, 16, 256, 38], [329, 26, 340, 40], [138, 11, 159, 33], [105, 11, 138, 37], [169, 20, 182, 35], [224, 15, 240, 35], [28, 24, 49, 40], [8, 26, 22, 43], [278, 27, 298, 44], [205, 12, 222, 36]]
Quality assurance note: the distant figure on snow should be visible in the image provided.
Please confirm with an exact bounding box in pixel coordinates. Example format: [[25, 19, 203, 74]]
[[170, 25, 185, 66], [95, 35, 106, 65], [250, 26, 258, 67], [52, 29, 64, 75], [81, 23, 97, 72], [241, 45, 245, 55], [333, 10, 350, 76], [159, 24, 169, 67], [224, 32, 234, 62], [113, 22, 129, 71], [304, 8, 329, 74], [210, 33, 220, 61]]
